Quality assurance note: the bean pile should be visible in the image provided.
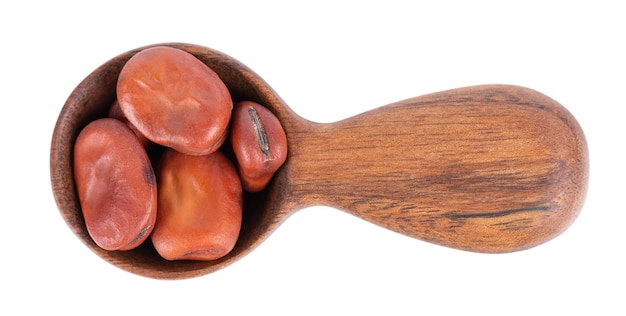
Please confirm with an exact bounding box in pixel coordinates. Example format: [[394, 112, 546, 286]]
[[73, 46, 287, 261]]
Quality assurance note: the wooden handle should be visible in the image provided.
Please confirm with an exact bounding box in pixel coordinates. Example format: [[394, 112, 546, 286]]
[[282, 85, 588, 253]]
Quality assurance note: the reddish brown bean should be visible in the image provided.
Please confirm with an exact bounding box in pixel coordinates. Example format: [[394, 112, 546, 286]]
[[117, 46, 232, 156], [73, 118, 157, 251], [151, 148, 243, 261], [108, 100, 153, 148], [231, 101, 288, 192]]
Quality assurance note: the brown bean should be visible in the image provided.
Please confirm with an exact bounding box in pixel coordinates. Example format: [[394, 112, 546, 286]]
[[116, 46, 232, 156], [151, 148, 243, 261], [108, 99, 153, 149], [73, 118, 157, 251], [231, 101, 288, 192]]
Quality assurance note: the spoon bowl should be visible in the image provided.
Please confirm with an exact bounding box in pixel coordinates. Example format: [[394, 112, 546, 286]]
[[51, 43, 588, 279]]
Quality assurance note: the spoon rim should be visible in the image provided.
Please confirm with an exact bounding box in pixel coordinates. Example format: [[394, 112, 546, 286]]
[[50, 42, 296, 279]]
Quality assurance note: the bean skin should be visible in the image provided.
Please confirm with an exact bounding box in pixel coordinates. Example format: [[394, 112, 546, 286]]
[[73, 118, 157, 251], [151, 148, 243, 261], [108, 99, 153, 149], [117, 46, 232, 156], [230, 101, 288, 192], [77, 48, 288, 259]]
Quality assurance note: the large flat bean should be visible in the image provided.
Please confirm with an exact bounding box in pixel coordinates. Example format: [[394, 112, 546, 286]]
[[74, 118, 157, 251], [152, 148, 243, 261]]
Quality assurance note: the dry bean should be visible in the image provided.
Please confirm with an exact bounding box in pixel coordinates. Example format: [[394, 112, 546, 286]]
[[117, 46, 232, 156], [73, 118, 157, 251], [151, 148, 243, 261], [231, 101, 287, 192]]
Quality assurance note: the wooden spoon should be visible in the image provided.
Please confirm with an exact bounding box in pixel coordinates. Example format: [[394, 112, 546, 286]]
[[50, 43, 588, 280]]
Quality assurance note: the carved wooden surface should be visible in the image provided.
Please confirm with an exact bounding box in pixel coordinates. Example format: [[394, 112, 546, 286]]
[[51, 43, 588, 279], [278, 85, 588, 253]]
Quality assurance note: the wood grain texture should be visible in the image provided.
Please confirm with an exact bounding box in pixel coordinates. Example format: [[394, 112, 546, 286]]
[[51, 43, 588, 279], [279, 85, 588, 253]]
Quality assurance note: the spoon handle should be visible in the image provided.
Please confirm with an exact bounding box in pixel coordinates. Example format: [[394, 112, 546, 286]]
[[283, 84, 588, 253]]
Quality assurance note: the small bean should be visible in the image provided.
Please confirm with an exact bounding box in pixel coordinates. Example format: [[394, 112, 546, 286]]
[[117, 46, 232, 156], [231, 101, 287, 192], [108, 100, 153, 148]]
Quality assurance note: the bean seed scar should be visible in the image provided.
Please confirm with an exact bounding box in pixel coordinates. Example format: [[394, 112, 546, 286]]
[[248, 105, 270, 156]]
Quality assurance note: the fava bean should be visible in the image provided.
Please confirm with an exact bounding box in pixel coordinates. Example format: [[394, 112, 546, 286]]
[[73, 118, 157, 251], [231, 101, 288, 192], [117, 46, 232, 156], [108, 100, 153, 148], [151, 148, 243, 261], [74, 47, 289, 261]]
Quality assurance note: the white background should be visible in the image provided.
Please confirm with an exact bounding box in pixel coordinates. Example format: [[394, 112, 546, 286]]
[[2, 1, 624, 315]]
